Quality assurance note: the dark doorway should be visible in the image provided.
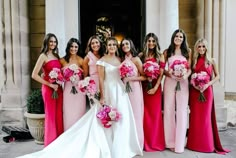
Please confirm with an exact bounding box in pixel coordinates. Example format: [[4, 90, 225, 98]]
[[80, 0, 145, 54]]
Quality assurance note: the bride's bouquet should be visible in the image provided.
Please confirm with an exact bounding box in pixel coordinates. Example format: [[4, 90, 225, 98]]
[[48, 68, 64, 99], [143, 61, 160, 90], [96, 105, 121, 128], [190, 71, 210, 102], [63, 64, 83, 94], [78, 77, 97, 105], [119, 62, 135, 93], [169, 60, 189, 91]]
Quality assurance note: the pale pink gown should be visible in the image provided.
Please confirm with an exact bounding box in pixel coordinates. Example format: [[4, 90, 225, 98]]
[[87, 51, 99, 89], [123, 56, 144, 149], [62, 65, 86, 131]]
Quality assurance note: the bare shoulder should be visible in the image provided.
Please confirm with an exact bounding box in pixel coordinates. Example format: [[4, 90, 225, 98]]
[[116, 56, 121, 62], [133, 56, 141, 62], [188, 48, 192, 54], [138, 52, 144, 58], [211, 58, 217, 64], [59, 57, 66, 65], [37, 53, 48, 63]]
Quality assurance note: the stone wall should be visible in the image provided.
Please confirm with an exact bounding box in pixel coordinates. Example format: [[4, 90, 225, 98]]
[[0, 0, 31, 126], [29, 0, 45, 89], [179, 0, 197, 50]]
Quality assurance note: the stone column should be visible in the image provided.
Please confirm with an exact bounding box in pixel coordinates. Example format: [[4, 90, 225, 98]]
[[197, 0, 227, 130], [205, 0, 213, 56], [159, 0, 179, 51], [0, 0, 6, 91], [145, 0, 179, 51], [196, 0, 205, 38], [219, 0, 226, 86], [46, 0, 79, 57], [0, 0, 30, 127], [145, 0, 160, 37]]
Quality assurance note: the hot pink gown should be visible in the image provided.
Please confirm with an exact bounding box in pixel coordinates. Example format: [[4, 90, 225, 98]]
[[42, 60, 64, 146], [142, 58, 165, 151], [186, 56, 230, 154], [123, 56, 144, 149], [62, 65, 86, 131]]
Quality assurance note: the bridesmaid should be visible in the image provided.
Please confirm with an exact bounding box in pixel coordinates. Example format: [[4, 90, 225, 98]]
[[186, 38, 230, 154], [31, 33, 63, 146], [140, 33, 165, 151], [83, 35, 105, 88], [60, 38, 86, 131], [163, 29, 192, 153], [119, 38, 145, 149]]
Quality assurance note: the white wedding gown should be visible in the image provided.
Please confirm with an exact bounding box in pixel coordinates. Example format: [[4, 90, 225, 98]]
[[17, 60, 143, 158]]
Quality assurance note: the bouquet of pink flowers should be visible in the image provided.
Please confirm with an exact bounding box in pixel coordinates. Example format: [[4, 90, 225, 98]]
[[143, 61, 160, 90], [169, 60, 189, 91], [48, 68, 64, 99], [78, 77, 97, 105], [119, 62, 135, 93], [63, 64, 83, 94], [190, 71, 210, 102], [96, 105, 121, 128]]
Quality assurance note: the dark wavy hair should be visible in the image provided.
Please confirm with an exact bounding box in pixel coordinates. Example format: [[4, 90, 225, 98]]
[[40, 33, 60, 59], [63, 38, 82, 63], [166, 29, 190, 59], [119, 38, 138, 59]]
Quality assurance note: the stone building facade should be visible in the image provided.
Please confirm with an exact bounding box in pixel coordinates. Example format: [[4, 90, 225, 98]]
[[0, 0, 236, 127]]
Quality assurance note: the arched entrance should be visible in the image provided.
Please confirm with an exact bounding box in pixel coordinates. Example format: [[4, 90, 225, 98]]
[[80, 0, 145, 53]]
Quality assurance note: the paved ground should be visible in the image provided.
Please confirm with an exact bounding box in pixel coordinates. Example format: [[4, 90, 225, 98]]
[[0, 127, 235, 158]]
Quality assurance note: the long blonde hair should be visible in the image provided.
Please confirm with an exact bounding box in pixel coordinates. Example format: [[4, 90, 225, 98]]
[[192, 38, 211, 69]]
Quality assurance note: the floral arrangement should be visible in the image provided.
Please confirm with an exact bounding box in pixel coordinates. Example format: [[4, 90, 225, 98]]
[[119, 62, 135, 93], [63, 64, 83, 94], [143, 61, 160, 90], [78, 77, 97, 105], [190, 71, 210, 102], [96, 105, 121, 128], [169, 60, 189, 91], [48, 68, 64, 99]]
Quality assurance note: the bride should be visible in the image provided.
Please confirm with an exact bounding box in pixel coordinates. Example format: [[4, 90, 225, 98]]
[[17, 37, 143, 158]]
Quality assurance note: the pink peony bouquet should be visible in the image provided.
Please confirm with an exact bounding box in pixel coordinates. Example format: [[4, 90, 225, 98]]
[[119, 62, 135, 93], [78, 77, 97, 105], [169, 60, 189, 91], [63, 64, 83, 94], [143, 61, 160, 90], [96, 105, 121, 128], [191, 71, 210, 102], [48, 68, 64, 99]]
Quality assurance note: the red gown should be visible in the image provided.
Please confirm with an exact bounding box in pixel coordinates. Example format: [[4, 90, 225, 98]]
[[42, 60, 64, 146], [142, 58, 165, 151], [186, 56, 230, 154]]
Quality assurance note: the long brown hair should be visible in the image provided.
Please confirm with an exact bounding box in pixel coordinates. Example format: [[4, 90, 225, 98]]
[[40, 33, 60, 59]]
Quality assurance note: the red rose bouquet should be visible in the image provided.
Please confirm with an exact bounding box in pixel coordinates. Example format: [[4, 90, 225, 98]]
[[190, 71, 210, 102], [63, 64, 83, 94], [143, 61, 160, 90], [169, 60, 189, 91], [96, 105, 121, 128], [48, 68, 64, 99]]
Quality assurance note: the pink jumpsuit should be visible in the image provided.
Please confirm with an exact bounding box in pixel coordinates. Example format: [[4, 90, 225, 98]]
[[163, 54, 189, 153]]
